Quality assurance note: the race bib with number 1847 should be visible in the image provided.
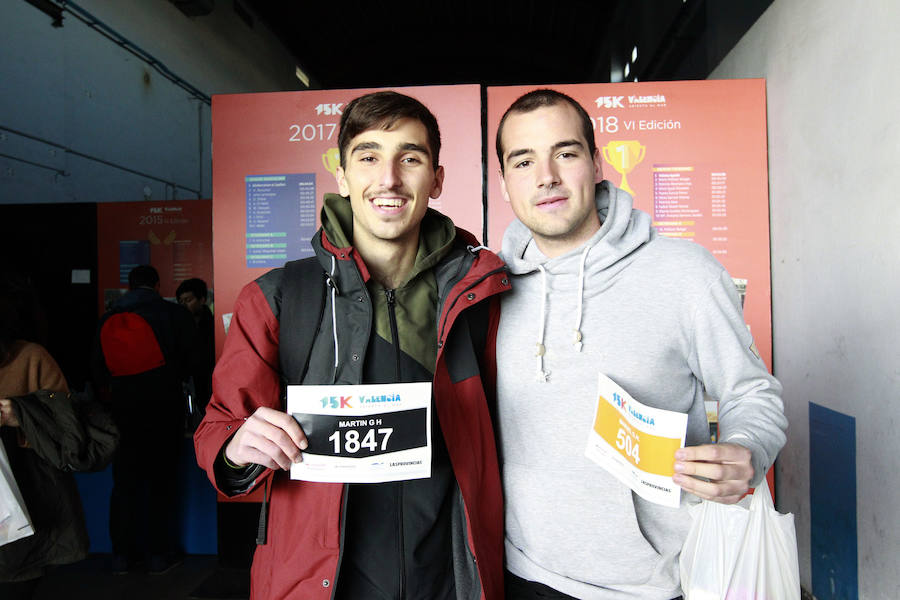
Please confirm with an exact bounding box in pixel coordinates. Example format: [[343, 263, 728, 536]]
[[287, 382, 432, 483]]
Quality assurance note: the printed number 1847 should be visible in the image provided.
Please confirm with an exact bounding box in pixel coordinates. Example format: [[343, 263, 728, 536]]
[[328, 428, 393, 454]]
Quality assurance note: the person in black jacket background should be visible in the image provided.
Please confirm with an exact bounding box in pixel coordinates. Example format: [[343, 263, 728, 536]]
[[92, 265, 195, 574], [176, 277, 215, 431]]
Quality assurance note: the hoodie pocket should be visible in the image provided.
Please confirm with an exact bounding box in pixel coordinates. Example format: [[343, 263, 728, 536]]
[[503, 462, 662, 587]]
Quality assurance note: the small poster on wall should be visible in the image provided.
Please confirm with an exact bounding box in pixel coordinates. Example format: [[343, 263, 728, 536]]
[[96, 200, 213, 312]]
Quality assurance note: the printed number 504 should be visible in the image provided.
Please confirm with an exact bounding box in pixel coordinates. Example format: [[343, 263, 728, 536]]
[[328, 428, 393, 454], [615, 428, 641, 465]]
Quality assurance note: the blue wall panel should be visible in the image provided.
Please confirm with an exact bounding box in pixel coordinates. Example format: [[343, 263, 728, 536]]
[[74, 437, 217, 555], [809, 402, 857, 600]]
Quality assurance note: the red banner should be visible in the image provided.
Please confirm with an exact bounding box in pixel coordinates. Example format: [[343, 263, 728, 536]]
[[211, 85, 483, 358], [486, 80, 772, 370], [96, 199, 213, 312]]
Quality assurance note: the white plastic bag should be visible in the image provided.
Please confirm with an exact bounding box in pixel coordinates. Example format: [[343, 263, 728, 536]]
[[680, 478, 800, 599], [0, 439, 35, 547]]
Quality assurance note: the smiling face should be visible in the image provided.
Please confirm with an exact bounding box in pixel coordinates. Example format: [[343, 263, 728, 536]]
[[499, 102, 603, 258], [335, 118, 444, 251]]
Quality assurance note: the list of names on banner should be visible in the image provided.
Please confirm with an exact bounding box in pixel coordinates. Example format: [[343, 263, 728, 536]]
[[651, 164, 731, 257], [245, 173, 316, 268]]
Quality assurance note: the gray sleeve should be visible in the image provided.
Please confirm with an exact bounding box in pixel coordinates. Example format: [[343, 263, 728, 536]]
[[688, 269, 788, 486]]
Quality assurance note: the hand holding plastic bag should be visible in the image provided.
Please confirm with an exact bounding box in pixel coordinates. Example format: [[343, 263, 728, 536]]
[[680, 477, 800, 599], [0, 439, 35, 547]]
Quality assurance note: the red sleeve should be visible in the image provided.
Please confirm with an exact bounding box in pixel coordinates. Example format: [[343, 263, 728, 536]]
[[193, 280, 280, 495]]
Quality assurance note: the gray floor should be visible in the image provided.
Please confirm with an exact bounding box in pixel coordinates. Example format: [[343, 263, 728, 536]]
[[33, 555, 250, 600]]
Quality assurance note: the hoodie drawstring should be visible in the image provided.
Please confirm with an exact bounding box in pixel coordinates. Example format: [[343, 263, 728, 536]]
[[534, 245, 590, 381], [573, 245, 590, 352], [329, 255, 339, 381], [535, 265, 550, 382]]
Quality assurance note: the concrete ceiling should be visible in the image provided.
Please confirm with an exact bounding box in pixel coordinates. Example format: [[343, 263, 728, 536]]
[[242, 0, 773, 89]]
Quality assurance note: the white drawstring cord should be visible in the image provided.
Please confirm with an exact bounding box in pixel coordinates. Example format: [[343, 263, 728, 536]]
[[330, 256, 339, 371], [535, 265, 550, 382], [573, 245, 590, 352]]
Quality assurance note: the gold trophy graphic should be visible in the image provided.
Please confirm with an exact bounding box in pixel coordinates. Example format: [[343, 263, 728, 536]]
[[322, 147, 341, 176], [601, 140, 646, 196]]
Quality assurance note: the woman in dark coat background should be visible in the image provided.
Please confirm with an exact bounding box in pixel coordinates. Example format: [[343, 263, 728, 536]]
[[0, 272, 117, 599]]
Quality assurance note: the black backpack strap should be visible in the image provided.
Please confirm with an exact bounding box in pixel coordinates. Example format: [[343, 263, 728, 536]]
[[258, 257, 326, 546], [278, 257, 328, 385]]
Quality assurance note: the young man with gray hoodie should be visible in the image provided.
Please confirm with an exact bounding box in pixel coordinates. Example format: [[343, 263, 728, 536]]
[[494, 89, 787, 600]]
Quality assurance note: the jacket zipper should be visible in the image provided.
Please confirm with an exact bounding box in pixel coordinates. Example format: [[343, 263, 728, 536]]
[[384, 289, 401, 381], [384, 288, 405, 598]]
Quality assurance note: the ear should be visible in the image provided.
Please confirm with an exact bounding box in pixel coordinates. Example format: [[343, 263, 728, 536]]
[[429, 165, 445, 199], [335, 166, 349, 196], [593, 148, 603, 183], [498, 168, 510, 203]]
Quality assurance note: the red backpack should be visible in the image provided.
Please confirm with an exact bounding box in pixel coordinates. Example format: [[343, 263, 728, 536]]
[[100, 311, 166, 376]]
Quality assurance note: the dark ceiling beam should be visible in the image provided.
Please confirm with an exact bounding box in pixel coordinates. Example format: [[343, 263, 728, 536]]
[[639, 0, 707, 81], [24, 0, 64, 27], [168, 0, 215, 18]]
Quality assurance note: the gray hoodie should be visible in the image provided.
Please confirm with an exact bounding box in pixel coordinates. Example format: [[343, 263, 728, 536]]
[[496, 181, 787, 599]]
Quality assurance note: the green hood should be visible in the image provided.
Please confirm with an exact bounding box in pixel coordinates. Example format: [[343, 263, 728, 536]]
[[321, 193, 457, 287], [320, 193, 458, 373]]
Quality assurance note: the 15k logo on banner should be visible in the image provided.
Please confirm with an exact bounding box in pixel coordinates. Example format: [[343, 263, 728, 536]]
[[287, 382, 432, 484]]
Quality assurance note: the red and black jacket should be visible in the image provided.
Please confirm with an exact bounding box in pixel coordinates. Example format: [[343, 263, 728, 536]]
[[195, 220, 510, 600]]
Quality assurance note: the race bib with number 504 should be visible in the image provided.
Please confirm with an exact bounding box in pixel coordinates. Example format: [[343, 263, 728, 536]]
[[287, 382, 432, 483], [585, 373, 688, 507]]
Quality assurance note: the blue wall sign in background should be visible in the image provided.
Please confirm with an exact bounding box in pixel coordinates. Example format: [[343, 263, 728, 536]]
[[245, 173, 316, 268], [118, 240, 150, 283]]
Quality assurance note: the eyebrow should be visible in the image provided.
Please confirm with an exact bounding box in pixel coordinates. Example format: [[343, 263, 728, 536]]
[[350, 141, 381, 155], [551, 139, 585, 153], [504, 147, 532, 164], [399, 142, 430, 157], [350, 140, 431, 159], [504, 139, 585, 164]]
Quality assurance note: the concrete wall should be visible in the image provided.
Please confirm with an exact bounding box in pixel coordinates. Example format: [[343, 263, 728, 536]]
[[712, 0, 900, 597], [0, 0, 301, 205]]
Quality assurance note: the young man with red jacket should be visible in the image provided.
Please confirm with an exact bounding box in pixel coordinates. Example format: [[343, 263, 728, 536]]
[[195, 91, 508, 600]]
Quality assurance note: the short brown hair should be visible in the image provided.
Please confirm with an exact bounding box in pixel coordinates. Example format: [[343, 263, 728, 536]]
[[496, 89, 596, 173], [338, 91, 442, 170]]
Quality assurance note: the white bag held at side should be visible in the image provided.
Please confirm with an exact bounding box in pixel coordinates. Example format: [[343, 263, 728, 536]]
[[0, 439, 35, 547], [680, 477, 800, 600]]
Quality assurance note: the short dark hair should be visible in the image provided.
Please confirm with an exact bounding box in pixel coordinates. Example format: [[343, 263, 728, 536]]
[[176, 277, 208, 301], [338, 91, 441, 170], [128, 265, 159, 290], [495, 89, 596, 173]]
